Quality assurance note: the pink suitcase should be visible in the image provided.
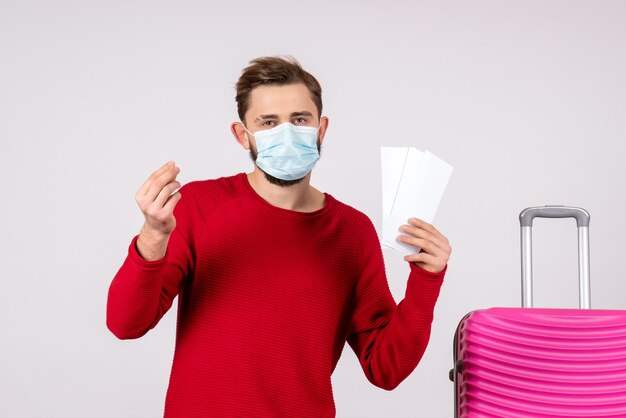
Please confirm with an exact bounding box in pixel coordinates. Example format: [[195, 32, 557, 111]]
[[450, 206, 626, 417]]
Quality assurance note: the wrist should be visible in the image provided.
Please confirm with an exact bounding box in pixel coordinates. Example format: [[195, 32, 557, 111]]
[[137, 225, 170, 261]]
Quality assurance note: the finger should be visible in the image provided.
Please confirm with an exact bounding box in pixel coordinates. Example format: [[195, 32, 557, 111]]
[[400, 224, 449, 251], [137, 161, 175, 198], [153, 181, 182, 209], [403, 252, 447, 273], [144, 165, 180, 204], [162, 191, 182, 214], [404, 251, 435, 264], [398, 234, 446, 257], [408, 218, 449, 244]]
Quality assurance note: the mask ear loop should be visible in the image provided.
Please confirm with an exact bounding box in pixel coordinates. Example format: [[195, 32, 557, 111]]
[[241, 122, 256, 138], [316, 116, 322, 132]]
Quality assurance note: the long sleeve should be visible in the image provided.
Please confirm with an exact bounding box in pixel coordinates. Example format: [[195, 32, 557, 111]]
[[346, 218, 445, 390], [106, 184, 197, 340]]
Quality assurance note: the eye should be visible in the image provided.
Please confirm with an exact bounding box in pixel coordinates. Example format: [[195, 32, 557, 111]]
[[261, 120, 275, 127], [293, 117, 308, 124]]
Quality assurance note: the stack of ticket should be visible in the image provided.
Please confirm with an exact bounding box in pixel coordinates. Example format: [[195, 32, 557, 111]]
[[381, 147, 453, 254]]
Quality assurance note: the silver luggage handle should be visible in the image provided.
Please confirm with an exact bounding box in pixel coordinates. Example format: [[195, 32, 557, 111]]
[[519, 206, 591, 309]]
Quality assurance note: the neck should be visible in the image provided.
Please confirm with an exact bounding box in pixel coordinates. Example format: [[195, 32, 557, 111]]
[[247, 168, 325, 212]]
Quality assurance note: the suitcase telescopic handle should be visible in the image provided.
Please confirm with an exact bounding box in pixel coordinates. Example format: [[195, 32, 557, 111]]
[[519, 206, 591, 309]]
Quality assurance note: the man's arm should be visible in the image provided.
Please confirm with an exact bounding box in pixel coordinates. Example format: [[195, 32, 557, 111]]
[[106, 162, 190, 339], [347, 217, 450, 390]]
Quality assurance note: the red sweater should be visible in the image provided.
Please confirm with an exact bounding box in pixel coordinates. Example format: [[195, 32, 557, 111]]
[[107, 173, 445, 417]]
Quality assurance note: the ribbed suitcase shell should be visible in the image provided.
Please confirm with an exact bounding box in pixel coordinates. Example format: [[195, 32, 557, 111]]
[[455, 307, 626, 417]]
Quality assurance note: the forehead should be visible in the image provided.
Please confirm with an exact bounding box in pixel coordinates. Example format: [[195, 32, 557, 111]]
[[246, 83, 317, 120]]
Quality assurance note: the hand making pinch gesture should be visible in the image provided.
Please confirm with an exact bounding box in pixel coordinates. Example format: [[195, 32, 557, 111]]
[[134, 161, 182, 260]]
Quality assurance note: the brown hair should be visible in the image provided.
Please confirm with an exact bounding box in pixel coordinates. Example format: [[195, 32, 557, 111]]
[[235, 56, 323, 124]]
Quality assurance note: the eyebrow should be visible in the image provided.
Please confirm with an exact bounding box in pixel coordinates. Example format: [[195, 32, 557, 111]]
[[254, 111, 314, 122], [291, 111, 313, 118]]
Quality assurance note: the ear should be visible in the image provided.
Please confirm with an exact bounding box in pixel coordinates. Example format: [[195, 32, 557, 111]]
[[318, 116, 329, 146], [231, 122, 251, 150]]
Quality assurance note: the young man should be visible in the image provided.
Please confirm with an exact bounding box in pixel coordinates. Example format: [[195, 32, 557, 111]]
[[107, 56, 451, 417]]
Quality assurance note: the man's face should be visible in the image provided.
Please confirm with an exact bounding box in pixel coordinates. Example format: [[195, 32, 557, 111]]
[[242, 83, 326, 186]]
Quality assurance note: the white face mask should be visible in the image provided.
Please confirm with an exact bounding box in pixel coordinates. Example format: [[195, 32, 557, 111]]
[[244, 121, 321, 181]]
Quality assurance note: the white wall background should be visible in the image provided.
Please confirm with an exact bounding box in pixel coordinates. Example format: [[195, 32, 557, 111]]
[[2, 1, 626, 416]]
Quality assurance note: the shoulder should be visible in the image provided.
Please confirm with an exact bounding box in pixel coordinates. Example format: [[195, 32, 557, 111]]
[[326, 195, 384, 271], [175, 173, 246, 217], [327, 194, 378, 235], [180, 173, 244, 198]]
